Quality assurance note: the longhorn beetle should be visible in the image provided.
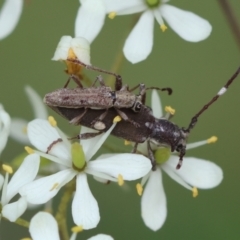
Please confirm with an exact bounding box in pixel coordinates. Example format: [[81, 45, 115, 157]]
[[47, 66, 240, 170], [46, 60, 172, 128]]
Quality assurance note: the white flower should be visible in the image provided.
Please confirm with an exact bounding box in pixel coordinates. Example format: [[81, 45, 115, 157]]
[[104, 0, 212, 63], [9, 86, 48, 144], [20, 118, 151, 229], [29, 211, 113, 240], [138, 90, 223, 231], [52, 36, 91, 65], [0, 154, 40, 222], [0, 0, 23, 40], [75, 0, 106, 43], [0, 104, 11, 155]]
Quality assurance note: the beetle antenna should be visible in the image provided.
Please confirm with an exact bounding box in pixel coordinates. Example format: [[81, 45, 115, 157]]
[[185, 66, 240, 133]]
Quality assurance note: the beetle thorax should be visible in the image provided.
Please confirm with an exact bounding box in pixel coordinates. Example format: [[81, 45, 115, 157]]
[[147, 119, 188, 152]]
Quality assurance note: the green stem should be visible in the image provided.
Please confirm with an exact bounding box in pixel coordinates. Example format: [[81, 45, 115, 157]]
[[13, 217, 30, 228], [55, 180, 76, 240], [105, 14, 141, 88], [105, 46, 125, 88], [218, 0, 240, 50]]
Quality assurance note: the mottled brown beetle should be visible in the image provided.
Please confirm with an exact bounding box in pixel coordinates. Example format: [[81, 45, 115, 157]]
[[46, 67, 240, 170], [45, 61, 172, 127]]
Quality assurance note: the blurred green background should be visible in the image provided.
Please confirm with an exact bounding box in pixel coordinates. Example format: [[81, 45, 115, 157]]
[[0, 0, 240, 239]]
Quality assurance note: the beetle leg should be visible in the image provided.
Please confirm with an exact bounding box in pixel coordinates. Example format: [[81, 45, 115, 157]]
[[92, 75, 106, 87], [147, 140, 156, 171], [131, 142, 138, 153], [64, 74, 83, 88], [90, 109, 109, 130], [69, 108, 88, 125], [69, 131, 103, 140], [115, 108, 140, 128]]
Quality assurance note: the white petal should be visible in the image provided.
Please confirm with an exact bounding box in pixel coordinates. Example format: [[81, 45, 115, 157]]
[[72, 173, 100, 229], [160, 4, 212, 42], [27, 119, 71, 165], [0, 0, 23, 40], [6, 153, 40, 202], [25, 85, 48, 119], [71, 37, 91, 65], [123, 11, 154, 63], [161, 157, 192, 190], [9, 118, 29, 143], [0, 104, 11, 154], [88, 153, 151, 180], [2, 196, 27, 222], [29, 212, 60, 240], [19, 169, 76, 204], [81, 122, 116, 161], [75, 0, 106, 43], [87, 234, 114, 240], [92, 175, 109, 184], [164, 156, 223, 189], [141, 169, 167, 231], [151, 90, 163, 118], [104, 0, 145, 14], [52, 36, 72, 60]]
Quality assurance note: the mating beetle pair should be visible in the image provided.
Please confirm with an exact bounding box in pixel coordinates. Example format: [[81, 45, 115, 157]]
[[44, 59, 240, 170]]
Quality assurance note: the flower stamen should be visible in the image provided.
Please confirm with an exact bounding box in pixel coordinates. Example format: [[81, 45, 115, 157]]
[[2, 164, 13, 174], [136, 183, 143, 196], [25, 146, 35, 154], [165, 106, 175, 115], [48, 116, 57, 127], [108, 12, 117, 19], [207, 136, 218, 144], [124, 140, 131, 145], [118, 174, 124, 186], [71, 225, 83, 233], [113, 115, 121, 123], [160, 24, 168, 32], [192, 187, 198, 197]]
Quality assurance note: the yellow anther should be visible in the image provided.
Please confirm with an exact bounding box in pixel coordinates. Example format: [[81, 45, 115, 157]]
[[2, 164, 13, 174], [71, 225, 83, 233], [25, 146, 35, 154], [48, 116, 57, 127], [160, 24, 168, 32], [124, 140, 131, 145], [21, 238, 32, 240], [113, 115, 121, 123], [165, 106, 175, 115], [68, 48, 77, 59], [50, 183, 59, 191], [118, 174, 124, 186], [22, 126, 27, 134], [207, 136, 218, 144], [192, 187, 198, 198], [108, 12, 117, 19], [136, 183, 143, 196]]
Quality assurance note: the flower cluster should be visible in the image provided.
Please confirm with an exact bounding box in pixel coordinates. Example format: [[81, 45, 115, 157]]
[[0, 0, 228, 239], [1, 0, 212, 64]]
